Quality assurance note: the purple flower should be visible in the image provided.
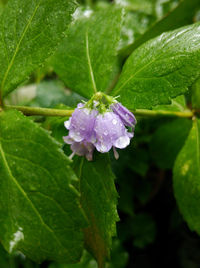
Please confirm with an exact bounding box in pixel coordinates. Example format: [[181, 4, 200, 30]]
[[63, 139, 94, 161], [111, 102, 136, 128], [94, 112, 133, 153], [64, 103, 98, 143], [63, 100, 136, 161]]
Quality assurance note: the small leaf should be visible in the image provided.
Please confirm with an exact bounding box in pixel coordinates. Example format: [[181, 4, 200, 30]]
[[153, 95, 187, 112], [112, 22, 200, 109], [52, 7, 123, 98], [0, 0, 77, 97], [0, 110, 87, 263], [73, 153, 119, 267], [173, 119, 200, 234]]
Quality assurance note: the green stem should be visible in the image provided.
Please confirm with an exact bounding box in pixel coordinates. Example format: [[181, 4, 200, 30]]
[[3, 105, 74, 117], [0, 105, 194, 118], [133, 109, 194, 118]]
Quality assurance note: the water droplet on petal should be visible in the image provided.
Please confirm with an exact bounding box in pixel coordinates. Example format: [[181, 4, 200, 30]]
[[112, 119, 117, 125], [114, 136, 130, 149], [64, 120, 70, 129], [100, 144, 107, 152], [70, 130, 83, 142]]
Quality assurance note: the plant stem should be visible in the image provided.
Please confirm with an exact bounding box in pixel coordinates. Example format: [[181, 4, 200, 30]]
[[3, 105, 74, 117], [0, 105, 194, 118], [133, 109, 194, 118]]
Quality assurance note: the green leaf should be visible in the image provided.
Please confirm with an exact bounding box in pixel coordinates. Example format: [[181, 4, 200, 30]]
[[73, 153, 119, 267], [191, 77, 200, 109], [118, 10, 155, 52], [31, 81, 85, 108], [115, 0, 154, 14], [173, 119, 200, 234], [112, 22, 200, 109], [120, 0, 200, 58], [150, 118, 192, 169], [52, 7, 123, 98], [49, 251, 98, 268], [49, 239, 128, 268], [31, 81, 69, 108], [0, 243, 10, 267], [0, 110, 87, 263], [153, 95, 187, 112], [0, 0, 77, 97]]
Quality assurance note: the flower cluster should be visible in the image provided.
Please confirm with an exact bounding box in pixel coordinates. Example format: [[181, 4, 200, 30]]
[[63, 94, 136, 160]]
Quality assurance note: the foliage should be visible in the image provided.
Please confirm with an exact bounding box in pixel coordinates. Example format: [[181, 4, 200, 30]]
[[0, 0, 200, 267]]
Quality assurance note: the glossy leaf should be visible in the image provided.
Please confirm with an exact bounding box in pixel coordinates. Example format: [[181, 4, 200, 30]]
[[173, 119, 200, 234], [0, 0, 77, 97], [52, 7, 122, 98], [112, 22, 200, 109], [0, 110, 87, 263], [73, 154, 119, 267]]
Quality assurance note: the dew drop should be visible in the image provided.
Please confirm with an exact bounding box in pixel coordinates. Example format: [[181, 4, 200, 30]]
[[9, 227, 24, 253], [112, 119, 117, 125], [70, 130, 83, 142], [64, 120, 70, 129], [100, 144, 107, 152], [114, 136, 130, 149]]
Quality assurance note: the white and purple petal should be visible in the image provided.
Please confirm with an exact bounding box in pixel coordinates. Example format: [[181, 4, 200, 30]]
[[111, 102, 136, 128], [64, 103, 98, 143], [94, 111, 132, 153], [70, 142, 95, 161]]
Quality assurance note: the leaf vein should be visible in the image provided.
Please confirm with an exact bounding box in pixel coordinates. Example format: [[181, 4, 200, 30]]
[[85, 31, 97, 93], [0, 142, 71, 257], [0, 0, 41, 91]]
